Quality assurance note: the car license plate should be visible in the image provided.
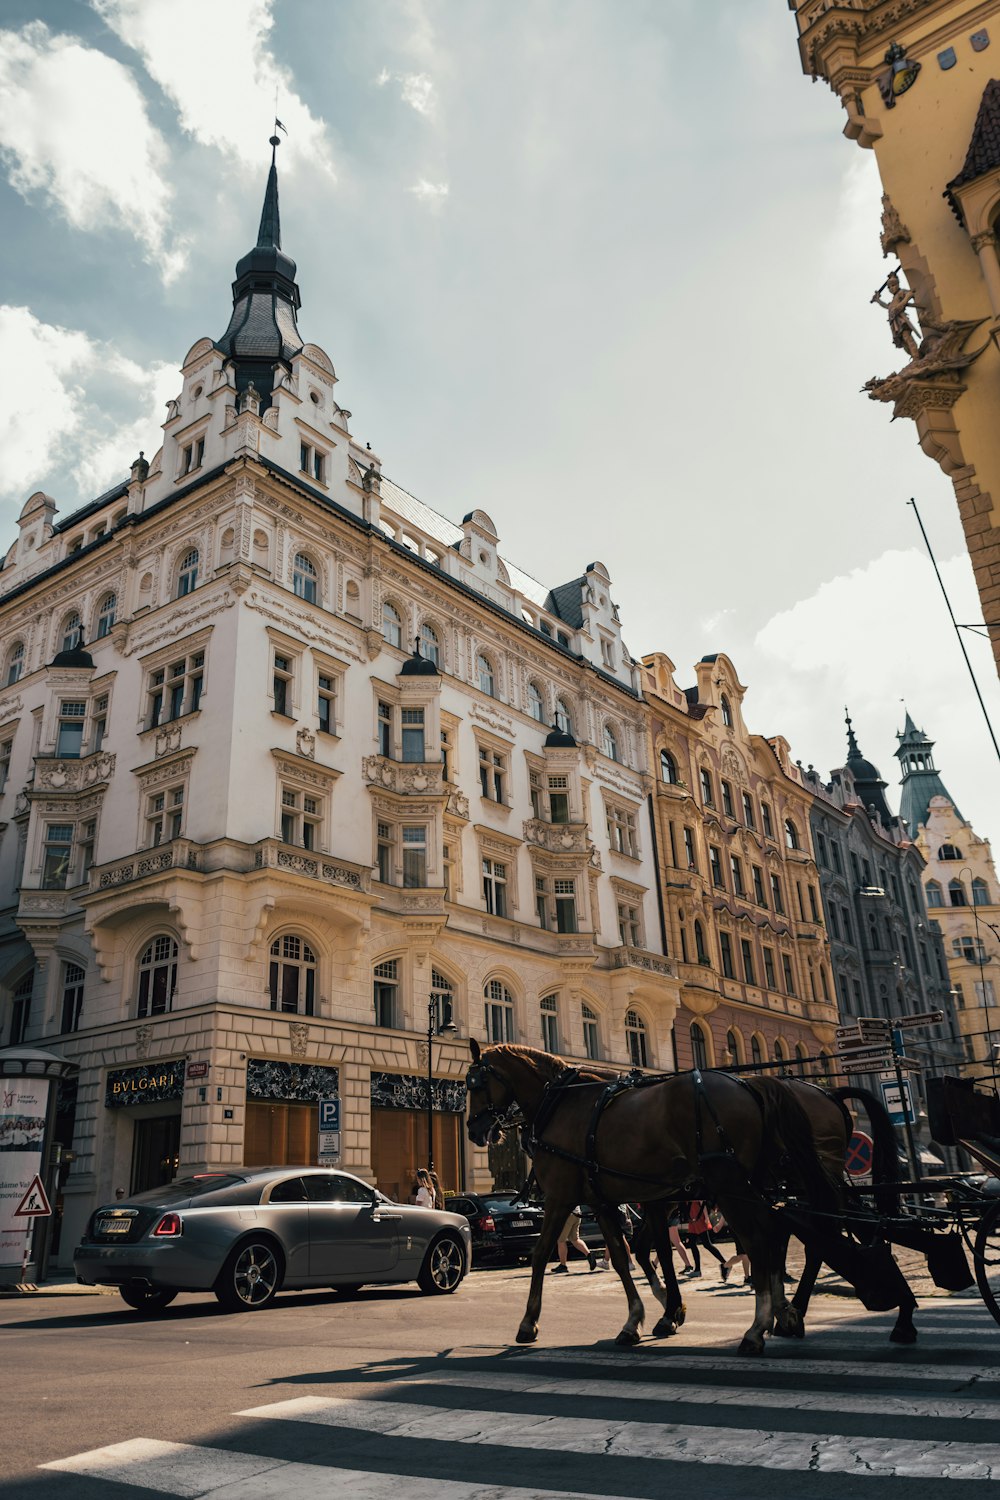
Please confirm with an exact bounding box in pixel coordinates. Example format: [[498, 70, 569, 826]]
[[510, 1219, 532, 1230], [98, 1218, 131, 1235]]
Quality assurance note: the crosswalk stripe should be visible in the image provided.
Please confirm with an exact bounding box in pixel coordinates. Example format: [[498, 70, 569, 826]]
[[236, 1395, 1000, 1478], [514, 1347, 1000, 1382], [407, 1369, 1000, 1422], [40, 1437, 633, 1499]]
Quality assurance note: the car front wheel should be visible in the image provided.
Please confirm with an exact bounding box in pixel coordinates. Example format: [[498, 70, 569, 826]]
[[214, 1238, 282, 1311], [418, 1235, 466, 1295], [119, 1283, 178, 1313]]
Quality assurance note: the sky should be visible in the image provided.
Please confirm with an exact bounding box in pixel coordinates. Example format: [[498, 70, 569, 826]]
[[0, 0, 997, 847]]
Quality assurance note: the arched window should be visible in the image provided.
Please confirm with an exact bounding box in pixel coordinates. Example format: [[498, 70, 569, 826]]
[[660, 749, 678, 784], [581, 1002, 600, 1060], [136, 935, 178, 1018], [382, 601, 402, 648], [95, 593, 117, 638], [540, 993, 559, 1053], [973, 878, 990, 908], [726, 1028, 741, 1065], [430, 967, 454, 1031], [484, 978, 515, 1042], [420, 622, 440, 667], [602, 724, 619, 762], [373, 957, 399, 1028], [477, 653, 495, 697], [626, 1009, 649, 1068], [61, 612, 82, 652], [773, 1038, 786, 1064], [949, 879, 968, 908], [925, 880, 943, 908], [270, 934, 317, 1015], [938, 844, 963, 862], [554, 697, 573, 735], [795, 1042, 809, 1071], [5, 641, 24, 686], [688, 1021, 707, 1072], [720, 694, 733, 728], [176, 548, 199, 598], [784, 818, 799, 851], [293, 553, 318, 603], [751, 1034, 763, 1067], [694, 919, 709, 965], [527, 681, 545, 722]]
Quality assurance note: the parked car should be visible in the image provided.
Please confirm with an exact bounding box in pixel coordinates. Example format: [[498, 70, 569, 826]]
[[445, 1192, 545, 1264], [75, 1168, 471, 1313]]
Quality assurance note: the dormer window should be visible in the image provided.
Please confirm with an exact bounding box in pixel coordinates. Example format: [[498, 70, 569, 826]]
[[600, 636, 615, 669], [721, 695, 733, 728], [181, 437, 205, 476], [299, 441, 326, 485], [556, 631, 570, 649]]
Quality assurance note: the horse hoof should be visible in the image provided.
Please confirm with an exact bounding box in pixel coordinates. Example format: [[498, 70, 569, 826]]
[[515, 1326, 538, 1345], [773, 1308, 804, 1341], [889, 1326, 918, 1346], [771, 1321, 795, 1340], [652, 1316, 677, 1338], [737, 1337, 764, 1357], [615, 1329, 641, 1347]]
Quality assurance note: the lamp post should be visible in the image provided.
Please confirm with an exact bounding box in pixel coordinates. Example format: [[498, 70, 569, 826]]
[[426, 995, 457, 1174]]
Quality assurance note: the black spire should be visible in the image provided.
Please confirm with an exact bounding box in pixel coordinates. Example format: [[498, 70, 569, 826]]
[[215, 133, 303, 410], [845, 707, 861, 763], [842, 708, 893, 825]]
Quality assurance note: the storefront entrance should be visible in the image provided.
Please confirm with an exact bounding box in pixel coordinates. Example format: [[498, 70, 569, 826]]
[[130, 1114, 180, 1195], [371, 1109, 462, 1202]]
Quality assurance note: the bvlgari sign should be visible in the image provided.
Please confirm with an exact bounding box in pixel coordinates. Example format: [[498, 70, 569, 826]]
[[106, 1061, 186, 1108]]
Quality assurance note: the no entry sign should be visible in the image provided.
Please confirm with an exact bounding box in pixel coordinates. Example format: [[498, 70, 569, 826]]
[[845, 1130, 874, 1178]]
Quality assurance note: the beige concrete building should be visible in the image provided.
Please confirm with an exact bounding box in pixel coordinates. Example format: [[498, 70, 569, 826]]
[[789, 1, 1000, 676], [641, 652, 838, 1073]]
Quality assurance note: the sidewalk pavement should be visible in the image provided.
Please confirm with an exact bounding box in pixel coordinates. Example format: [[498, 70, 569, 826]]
[[0, 1278, 113, 1298]]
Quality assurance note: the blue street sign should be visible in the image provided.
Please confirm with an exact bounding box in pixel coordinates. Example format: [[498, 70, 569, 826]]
[[319, 1097, 340, 1132], [880, 1079, 916, 1127]]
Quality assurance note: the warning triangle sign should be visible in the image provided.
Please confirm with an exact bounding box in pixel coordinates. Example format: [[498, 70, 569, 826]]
[[14, 1174, 52, 1218]]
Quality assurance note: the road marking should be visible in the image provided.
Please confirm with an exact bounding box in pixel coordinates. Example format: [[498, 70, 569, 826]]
[[40, 1436, 633, 1499], [513, 1346, 1000, 1383], [406, 1369, 1000, 1422], [237, 1395, 1000, 1478]]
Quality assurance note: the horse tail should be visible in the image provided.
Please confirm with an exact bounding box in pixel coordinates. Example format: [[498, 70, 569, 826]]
[[828, 1084, 900, 1214], [750, 1077, 843, 1211]]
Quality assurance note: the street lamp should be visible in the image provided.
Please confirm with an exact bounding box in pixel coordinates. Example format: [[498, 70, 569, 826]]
[[426, 995, 457, 1175]]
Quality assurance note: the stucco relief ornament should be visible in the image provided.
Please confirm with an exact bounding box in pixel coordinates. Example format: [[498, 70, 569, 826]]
[[289, 1021, 309, 1057], [135, 1025, 152, 1060], [879, 195, 910, 258], [295, 727, 316, 760]]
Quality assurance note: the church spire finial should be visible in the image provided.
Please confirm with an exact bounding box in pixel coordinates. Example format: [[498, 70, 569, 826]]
[[257, 129, 283, 250], [845, 705, 861, 761]]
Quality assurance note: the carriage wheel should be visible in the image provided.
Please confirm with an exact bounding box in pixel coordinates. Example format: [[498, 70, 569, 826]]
[[972, 1200, 1000, 1328]]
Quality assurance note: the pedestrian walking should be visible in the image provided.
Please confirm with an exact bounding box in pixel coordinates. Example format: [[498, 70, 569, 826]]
[[598, 1204, 637, 1270], [413, 1169, 434, 1207], [668, 1204, 693, 1273], [551, 1205, 597, 1273], [714, 1212, 752, 1285], [684, 1199, 725, 1278]]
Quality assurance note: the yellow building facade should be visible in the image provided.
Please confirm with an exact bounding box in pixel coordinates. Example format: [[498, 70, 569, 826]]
[[790, 1, 1000, 675]]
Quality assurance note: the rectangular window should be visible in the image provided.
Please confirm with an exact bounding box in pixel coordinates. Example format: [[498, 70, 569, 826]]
[[273, 654, 293, 717], [42, 823, 74, 888], [554, 878, 577, 933], [442, 842, 455, 900], [148, 651, 204, 728], [61, 963, 86, 1033], [841, 905, 852, 943], [709, 847, 725, 889], [751, 864, 766, 906], [607, 804, 638, 857], [816, 830, 827, 866], [378, 700, 392, 757], [719, 931, 735, 980], [402, 825, 427, 887], [828, 903, 841, 940], [0, 737, 12, 791], [376, 821, 394, 883], [146, 784, 184, 847], [478, 746, 506, 803], [91, 694, 108, 752], [770, 873, 785, 914], [300, 441, 311, 474], [548, 776, 570, 824], [56, 701, 86, 758], [796, 882, 806, 921], [483, 858, 507, 918], [440, 727, 452, 781], [540, 999, 559, 1053], [763, 946, 777, 989], [808, 885, 820, 923], [740, 938, 755, 985], [279, 788, 322, 849], [373, 959, 398, 1028], [530, 771, 544, 822], [700, 768, 714, 806], [618, 902, 641, 948], [974, 980, 997, 1008], [741, 791, 755, 829], [582, 1009, 599, 1060], [683, 827, 696, 872], [535, 875, 548, 929], [761, 803, 773, 839], [782, 953, 796, 995], [317, 674, 336, 735], [401, 708, 425, 763], [79, 819, 96, 877], [730, 854, 745, 897], [831, 840, 842, 874], [721, 780, 735, 818]]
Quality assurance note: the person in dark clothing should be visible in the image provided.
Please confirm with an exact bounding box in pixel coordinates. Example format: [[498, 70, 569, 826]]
[[684, 1199, 725, 1278]]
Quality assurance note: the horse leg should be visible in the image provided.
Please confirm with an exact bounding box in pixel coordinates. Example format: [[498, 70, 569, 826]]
[[889, 1282, 919, 1345], [714, 1196, 776, 1356], [594, 1207, 647, 1346], [517, 1197, 572, 1344], [770, 1227, 805, 1341], [630, 1212, 668, 1312], [647, 1206, 686, 1336]]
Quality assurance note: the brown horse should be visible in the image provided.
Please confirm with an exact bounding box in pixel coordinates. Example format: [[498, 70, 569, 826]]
[[465, 1040, 840, 1355]]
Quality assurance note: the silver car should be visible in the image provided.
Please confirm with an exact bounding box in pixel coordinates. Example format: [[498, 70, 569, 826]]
[[74, 1167, 472, 1313]]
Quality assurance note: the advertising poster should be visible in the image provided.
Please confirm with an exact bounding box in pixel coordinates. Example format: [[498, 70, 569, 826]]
[[0, 1076, 50, 1261]]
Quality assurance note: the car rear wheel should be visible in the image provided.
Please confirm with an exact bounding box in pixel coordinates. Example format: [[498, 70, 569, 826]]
[[214, 1238, 282, 1311], [119, 1283, 178, 1313], [418, 1234, 466, 1294]]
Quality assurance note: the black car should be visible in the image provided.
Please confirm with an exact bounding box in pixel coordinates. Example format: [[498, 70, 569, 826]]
[[445, 1192, 544, 1264]]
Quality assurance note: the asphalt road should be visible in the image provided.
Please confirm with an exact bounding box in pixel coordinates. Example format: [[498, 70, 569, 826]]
[[3, 1262, 999, 1497]]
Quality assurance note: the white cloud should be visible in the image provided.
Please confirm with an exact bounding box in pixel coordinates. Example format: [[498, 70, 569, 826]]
[[751, 547, 1000, 843], [0, 22, 184, 282], [410, 179, 449, 206], [93, 0, 333, 174], [376, 68, 436, 117], [0, 305, 176, 507]]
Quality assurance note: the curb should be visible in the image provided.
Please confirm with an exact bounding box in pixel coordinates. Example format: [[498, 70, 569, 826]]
[[0, 1281, 113, 1298]]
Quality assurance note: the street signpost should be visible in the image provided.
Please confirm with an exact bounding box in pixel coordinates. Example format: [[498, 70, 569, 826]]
[[880, 1079, 917, 1128], [845, 1130, 874, 1178], [318, 1097, 341, 1165], [13, 1174, 52, 1286], [894, 1011, 944, 1031]]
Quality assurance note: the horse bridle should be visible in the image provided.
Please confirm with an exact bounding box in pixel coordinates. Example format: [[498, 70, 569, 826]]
[[465, 1057, 524, 1142]]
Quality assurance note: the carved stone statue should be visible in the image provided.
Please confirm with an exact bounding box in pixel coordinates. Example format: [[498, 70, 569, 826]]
[[871, 272, 921, 360]]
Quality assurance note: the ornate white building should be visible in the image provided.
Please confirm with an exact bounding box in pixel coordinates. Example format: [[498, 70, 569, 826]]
[[0, 146, 678, 1264]]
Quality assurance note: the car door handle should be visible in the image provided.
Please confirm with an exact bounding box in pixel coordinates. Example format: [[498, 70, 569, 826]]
[[373, 1212, 402, 1222]]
